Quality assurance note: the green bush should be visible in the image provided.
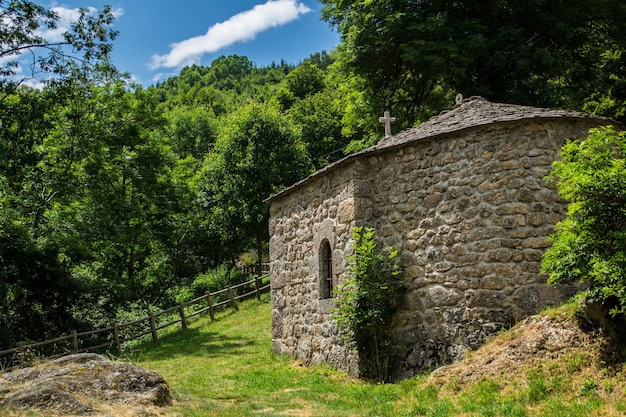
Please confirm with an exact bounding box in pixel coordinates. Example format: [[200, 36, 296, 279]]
[[171, 264, 248, 304], [191, 264, 232, 295], [194, 265, 247, 296], [542, 126, 626, 318], [333, 226, 404, 382]]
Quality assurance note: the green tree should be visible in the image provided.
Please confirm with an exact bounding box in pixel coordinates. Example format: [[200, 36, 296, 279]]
[[333, 227, 404, 382], [320, 0, 626, 129], [0, 84, 93, 343], [581, 50, 626, 122], [199, 102, 312, 269], [272, 57, 351, 168], [0, 87, 53, 191], [0, 1, 120, 343], [542, 126, 626, 318], [288, 89, 346, 168], [0, 214, 80, 348], [68, 84, 177, 312], [164, 105, 218, 160], [151, 56, 294, 115], [274, 61, 326, 111], [2, 80, 181, 325], [0, 0, 118, 93]]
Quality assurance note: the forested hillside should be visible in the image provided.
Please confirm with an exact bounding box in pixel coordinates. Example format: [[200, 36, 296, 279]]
[[1, 0, 625, 349]]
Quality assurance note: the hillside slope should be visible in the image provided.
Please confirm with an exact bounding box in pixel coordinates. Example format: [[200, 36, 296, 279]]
[[429, 305, 626, 408]]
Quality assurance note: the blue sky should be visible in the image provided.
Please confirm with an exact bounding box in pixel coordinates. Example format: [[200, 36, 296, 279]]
[[41, 1, 340, 86]]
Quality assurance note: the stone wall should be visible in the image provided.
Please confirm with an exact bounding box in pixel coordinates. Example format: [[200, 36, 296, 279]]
[[270, 116, 605, 379], [356, 119, 599, 379], [269, 161, 360, 374]]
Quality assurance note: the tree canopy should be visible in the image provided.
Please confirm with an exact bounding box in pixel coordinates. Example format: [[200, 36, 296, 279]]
[[198, 102, 312, 265], [0, 0, 118, 93], [320, 0, 626, 129]]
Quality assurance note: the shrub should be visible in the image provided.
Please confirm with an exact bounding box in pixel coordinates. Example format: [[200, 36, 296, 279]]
[[191, 264, 233, 295], [171, 264, 248, 304], [542, 126, 626, 318], [333, 226, 404, 382]]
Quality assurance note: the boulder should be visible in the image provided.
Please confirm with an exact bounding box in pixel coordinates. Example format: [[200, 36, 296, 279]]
[[0, 353, 171, 415]]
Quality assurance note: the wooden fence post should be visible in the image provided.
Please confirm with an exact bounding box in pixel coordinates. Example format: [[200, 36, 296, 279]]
[[17, 343, 24, 365], [255, 276, 261, 301], [227, 286, 239, 311], [112, 322, 121, 351], [206, 291, 215, 320], [71, 330, 78, 353], [178, 304, 188, 331], [149, 313, 158, 342]]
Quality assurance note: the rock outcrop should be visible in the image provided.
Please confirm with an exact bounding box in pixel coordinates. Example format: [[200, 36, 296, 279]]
[[0, 353, 171, 415]]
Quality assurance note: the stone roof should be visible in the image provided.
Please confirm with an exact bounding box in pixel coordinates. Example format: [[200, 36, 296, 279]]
[[374, 96, 603, 151], [267, 97, 614, 202]]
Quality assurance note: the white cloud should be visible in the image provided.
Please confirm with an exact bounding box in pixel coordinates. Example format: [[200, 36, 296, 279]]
[[37, 6, 124, 43], [38, 7, 83, 42], [150, 0, 311, 69]]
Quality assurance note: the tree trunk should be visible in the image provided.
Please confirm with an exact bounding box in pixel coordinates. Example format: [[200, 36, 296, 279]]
[[0, 279, 8, 328]]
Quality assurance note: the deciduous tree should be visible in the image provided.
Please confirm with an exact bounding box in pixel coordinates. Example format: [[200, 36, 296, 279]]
[[320, 0, 626, 129], [199, 102, 312, 269], [0, 0, 118, 94]]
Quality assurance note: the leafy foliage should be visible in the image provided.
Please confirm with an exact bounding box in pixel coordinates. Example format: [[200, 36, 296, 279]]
[[333, 227, 403, 382], [150, 56, 294, 114], [273, 58, 353, 168], [274, 61, 325, 110], [582, 49, 626, 122], [542, 126, 626, 318], [0, 0, 118, 93], [320, 0, 626, 128], [0, 216, 79, 348], [198, 102, 313, 265]]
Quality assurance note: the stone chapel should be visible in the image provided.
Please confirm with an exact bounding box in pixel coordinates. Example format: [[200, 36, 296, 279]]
[[267, 97, 619, 380]]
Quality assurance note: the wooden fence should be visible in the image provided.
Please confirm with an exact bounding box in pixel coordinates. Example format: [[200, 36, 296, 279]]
[[240, 262, 270, 276], [0, 274, 270, 369]]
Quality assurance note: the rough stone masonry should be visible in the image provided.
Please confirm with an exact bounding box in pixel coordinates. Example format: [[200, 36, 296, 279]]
[[267, 97, 620, 380]]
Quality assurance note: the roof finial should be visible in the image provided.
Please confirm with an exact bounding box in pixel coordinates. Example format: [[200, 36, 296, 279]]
[[379, 111, 396, 137], [455, 93, 464, 105]]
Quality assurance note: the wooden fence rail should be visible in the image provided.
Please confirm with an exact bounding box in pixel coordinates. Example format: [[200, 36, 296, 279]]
[[240, 262, 270, 276], [0, 274, 270, 368]]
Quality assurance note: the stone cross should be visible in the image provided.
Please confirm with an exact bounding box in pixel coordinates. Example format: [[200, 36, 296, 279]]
[[379, 111, 396, 137]]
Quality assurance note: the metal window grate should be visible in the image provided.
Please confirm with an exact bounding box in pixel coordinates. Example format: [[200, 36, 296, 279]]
[[325, 253, 333, 298]]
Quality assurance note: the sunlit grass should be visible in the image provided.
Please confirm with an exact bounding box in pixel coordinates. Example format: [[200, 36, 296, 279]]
[[2, 297, 624, 416]]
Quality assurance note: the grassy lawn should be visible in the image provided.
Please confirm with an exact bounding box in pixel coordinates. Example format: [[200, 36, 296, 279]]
[[127, 295, 434, 417], [2, 294, 625, 416], [126, 295, 626, 417]]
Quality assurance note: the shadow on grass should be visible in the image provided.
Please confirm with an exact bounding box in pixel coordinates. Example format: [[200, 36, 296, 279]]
[[123, 306, 267, 363], [132, 329, 258, 362]]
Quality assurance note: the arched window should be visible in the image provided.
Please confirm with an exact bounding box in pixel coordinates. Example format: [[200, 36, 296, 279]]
[[319, 239, 333, 299]]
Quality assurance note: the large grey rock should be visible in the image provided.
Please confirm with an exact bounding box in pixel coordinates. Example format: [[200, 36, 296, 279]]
[[0, 353, 171, 415]]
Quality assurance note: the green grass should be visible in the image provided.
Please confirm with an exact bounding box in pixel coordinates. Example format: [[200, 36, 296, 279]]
[[127, 295, 417, 416], [117, 296, 626, 417], [126, 295, 437, 416], [3, 295, 625, 416]]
